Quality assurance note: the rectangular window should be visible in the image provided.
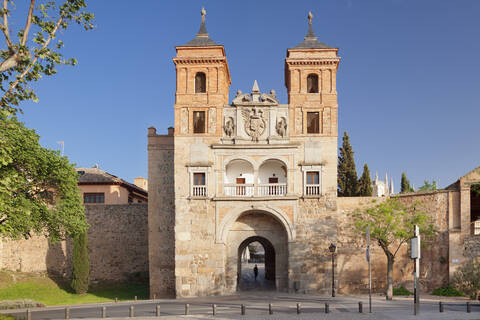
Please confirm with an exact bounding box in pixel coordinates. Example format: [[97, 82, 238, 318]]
[[193, 172, 206, 185], [306, 172, 319, 185], [193, 111, 206, 134], [84, 193, 105, 203], [307, 112, 320, 134]]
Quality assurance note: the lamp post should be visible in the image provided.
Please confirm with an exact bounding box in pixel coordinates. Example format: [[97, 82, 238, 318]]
[[329, 243, 336, 297]]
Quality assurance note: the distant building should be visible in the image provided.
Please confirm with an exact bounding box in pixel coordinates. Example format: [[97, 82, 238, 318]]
[[372, 172, 394, 197], [76, 166, 148, 204]]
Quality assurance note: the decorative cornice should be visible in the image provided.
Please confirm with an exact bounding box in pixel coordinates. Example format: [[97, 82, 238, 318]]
[[286, 59, 340, 66], [173, 57, 227, 65]]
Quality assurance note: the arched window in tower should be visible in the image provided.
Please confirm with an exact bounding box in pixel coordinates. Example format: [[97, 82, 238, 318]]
[[195, 72, 206, 93], [307, 74, 319, 93]]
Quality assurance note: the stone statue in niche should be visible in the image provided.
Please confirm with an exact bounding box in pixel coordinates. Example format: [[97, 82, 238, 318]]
[[223, 117, 235, 137], [276, 117, 287, 137], [242, 107, 266, 142]]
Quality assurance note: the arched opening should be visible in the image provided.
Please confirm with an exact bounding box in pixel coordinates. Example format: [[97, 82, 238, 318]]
[[195, 72, 206, 93], [225, 210, 288, 293], [307, 73, 319, 93], [237, 237, 276, 291], [258, 159, 287, 196], [224, 159, 254, 196]]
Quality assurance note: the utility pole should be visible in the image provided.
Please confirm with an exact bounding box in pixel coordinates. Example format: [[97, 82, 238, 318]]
[[366, 226, 372, 313], [411, 225, 421, 315]]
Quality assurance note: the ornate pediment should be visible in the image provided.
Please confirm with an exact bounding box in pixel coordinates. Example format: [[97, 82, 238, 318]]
[[232, 80, 279, 106]]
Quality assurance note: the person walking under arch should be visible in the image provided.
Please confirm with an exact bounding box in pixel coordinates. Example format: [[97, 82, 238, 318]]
[[253, 264, 258, 281]]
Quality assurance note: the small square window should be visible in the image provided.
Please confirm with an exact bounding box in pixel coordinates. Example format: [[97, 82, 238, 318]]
[[193, 172, 206, 186], [307, 112, 320, 134], [84, 193, 105, 203], [193, 111, 206, 134]]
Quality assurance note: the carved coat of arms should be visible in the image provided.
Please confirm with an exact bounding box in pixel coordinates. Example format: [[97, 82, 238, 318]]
[[242, 108, 266, 142]]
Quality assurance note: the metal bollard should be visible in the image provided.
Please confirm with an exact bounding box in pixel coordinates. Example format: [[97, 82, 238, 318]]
[[325, 303, 330, 314], [185, 303, 189, 315], [156, 304, 161, 317], [134, 295, 137, 301], [102, 306, 106, 318], [269, 303, 273, 315], [297, 303, 301, 314], [467, 302, 471, 313], [65, 307, 70, 320], [129, 305, 134, 318], [212, 304, 217, 316], [241, 304, 246, 315], [115, 297, 118, 303], [26, 308, 31, 320], [439, 301, 444, 312], [153, 293, 156, 300], [359, 301, 363, 313]]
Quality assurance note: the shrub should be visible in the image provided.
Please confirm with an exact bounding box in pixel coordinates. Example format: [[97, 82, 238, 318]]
[[71, 232, 90, 294], [393, 286, 413, 296], [432, 285, 464, 297], [452, 258, 480, 299], [0, 299, 45, 310]]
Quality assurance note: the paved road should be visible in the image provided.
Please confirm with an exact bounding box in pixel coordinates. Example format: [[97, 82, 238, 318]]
[[2, 293, 480, 320]]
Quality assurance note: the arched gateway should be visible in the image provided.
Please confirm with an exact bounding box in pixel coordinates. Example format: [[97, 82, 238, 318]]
[[225, 210, 289, 292]]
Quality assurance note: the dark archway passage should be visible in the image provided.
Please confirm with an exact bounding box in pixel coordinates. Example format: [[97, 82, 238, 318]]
[[225, 211, 289, 293], [237, 236, 276, 291], [471, 184, 480, 235]]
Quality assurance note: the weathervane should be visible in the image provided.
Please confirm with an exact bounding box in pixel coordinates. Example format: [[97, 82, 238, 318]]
[[308, 11, 313, 25], [201, 7, 206, 23]]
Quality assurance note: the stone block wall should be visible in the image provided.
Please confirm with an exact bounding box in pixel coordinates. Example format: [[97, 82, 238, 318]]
[[464, 236, 480, 258], [0, 204, 148, 283]]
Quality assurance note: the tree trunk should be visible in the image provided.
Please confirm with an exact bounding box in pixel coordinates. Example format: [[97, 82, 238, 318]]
[[386, 254, 394, 300]]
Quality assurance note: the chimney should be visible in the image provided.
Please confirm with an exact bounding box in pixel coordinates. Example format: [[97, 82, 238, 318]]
[[134, 177, 148, 191], [168, 127, 174, 136]]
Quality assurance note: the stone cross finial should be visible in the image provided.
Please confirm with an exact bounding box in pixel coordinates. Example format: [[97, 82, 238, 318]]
[[201, 7, 206, 23], [308, 11, 313, 25]]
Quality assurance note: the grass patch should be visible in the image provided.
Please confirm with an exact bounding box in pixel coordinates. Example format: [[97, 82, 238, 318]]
[[0, 315, 16, 320], [432, 285, 464, 297], [0, 271, 148, 306], [393, 286, 413, 296]]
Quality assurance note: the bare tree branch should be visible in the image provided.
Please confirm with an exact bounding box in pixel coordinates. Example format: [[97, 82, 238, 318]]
[[21, 0, 36, 46], [393, 239, 408, 257], [4, 15, 64, 100], [1, 0, 13, 49]]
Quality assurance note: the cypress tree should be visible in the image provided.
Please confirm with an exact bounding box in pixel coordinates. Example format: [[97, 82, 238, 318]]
[[338, 131, 359, 196], [71, 232, 90, 294], [358, 164, 373, 196], [400, 172, 411, 194]]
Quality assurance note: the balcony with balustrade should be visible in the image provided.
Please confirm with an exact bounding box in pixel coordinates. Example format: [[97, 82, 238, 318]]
[[222, 159, 289, 198]]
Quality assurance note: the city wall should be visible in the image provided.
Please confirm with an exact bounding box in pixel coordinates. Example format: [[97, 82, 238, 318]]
[[0, 204, 148, 283]]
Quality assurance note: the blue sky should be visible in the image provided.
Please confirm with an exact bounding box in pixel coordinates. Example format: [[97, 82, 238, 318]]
[[15, 0, 480, 190]]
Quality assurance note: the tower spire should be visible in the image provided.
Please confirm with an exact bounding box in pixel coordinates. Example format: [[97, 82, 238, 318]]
[[293, 11, 331, 49], [180, 8, 219, 47]]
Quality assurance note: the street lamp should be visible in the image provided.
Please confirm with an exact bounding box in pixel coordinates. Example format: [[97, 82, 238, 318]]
[[329, 243, 336, 297]]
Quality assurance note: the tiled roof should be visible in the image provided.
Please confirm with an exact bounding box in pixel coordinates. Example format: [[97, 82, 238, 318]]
[[294, 23, 332, 49], [76, 167, 147, 195]]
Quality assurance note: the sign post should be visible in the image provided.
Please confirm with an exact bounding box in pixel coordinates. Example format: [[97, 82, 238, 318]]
[[366, 226, 372, 313], [411, 225, 421, 315]]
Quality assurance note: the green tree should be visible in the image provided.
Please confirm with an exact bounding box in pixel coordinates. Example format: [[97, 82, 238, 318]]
[[338, 131, 359, 196], [418, 180, 437, 192], [0, 0, 94, 114], [71, 231, 90, 294], [358, 164, 373, 196], [400, 172, 414, 193], [351, 198, 437, 300], [0, 110, 88, 241]]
